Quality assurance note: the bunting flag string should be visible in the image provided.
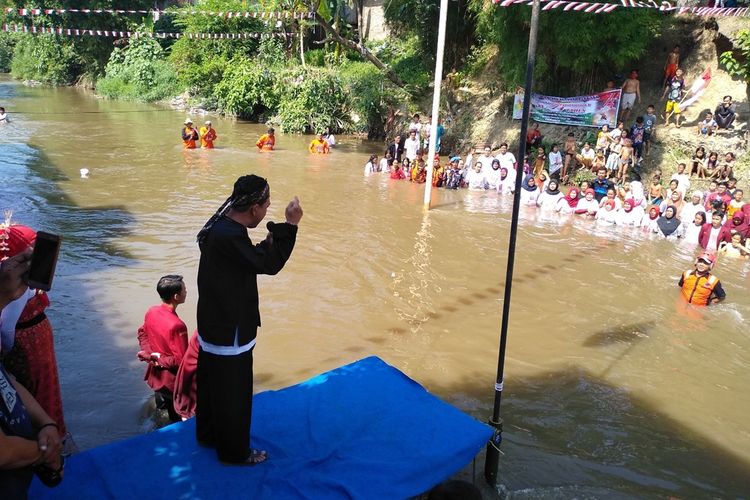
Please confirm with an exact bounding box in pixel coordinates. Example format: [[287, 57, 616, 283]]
[[1, 23, 295, 39], [3, 8, 315, 19], [493, 0, 750, 17]]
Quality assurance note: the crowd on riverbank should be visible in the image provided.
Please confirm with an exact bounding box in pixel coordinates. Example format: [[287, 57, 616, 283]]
[[365, 95, 748, 260]]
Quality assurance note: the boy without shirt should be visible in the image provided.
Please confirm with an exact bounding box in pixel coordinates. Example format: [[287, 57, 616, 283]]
[[663, 45, 680, 88], [620, 70, 641, 122]]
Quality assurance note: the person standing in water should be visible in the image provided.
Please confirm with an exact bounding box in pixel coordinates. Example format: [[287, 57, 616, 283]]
[[678, 253, 725, 306], [181, 119, 199, 149], [195, 175, 303, 465], [199, 121, 217, 149], [136, 275, 189, 423], [256, 128, 275, 151]]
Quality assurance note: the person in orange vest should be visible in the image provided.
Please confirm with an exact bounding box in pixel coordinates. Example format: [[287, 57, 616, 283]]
[[199, 121, 217, 149], [677, 253, 726, 306], [309, 132, 330, 154], [256, 127, 275, 151], [181, 119, 199, 149]]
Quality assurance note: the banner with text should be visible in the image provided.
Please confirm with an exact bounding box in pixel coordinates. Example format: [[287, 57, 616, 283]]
[[513, 89, 622, 128]]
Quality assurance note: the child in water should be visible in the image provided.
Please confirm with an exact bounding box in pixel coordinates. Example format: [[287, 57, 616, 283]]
[[719, 232, 750, 258]]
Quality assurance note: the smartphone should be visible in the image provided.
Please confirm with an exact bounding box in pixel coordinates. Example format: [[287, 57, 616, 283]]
[[25, 231, 61, 292]]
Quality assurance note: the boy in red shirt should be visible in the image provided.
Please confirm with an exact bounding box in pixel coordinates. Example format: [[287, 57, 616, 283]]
[[137, 275, 189, 422]]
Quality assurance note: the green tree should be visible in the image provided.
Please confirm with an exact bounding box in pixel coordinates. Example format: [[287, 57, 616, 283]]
[[720, 29, 750, 104], [468, 2, 662, 94]]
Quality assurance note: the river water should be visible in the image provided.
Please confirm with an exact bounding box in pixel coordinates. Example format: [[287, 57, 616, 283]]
[[1, 77, 749, 497]]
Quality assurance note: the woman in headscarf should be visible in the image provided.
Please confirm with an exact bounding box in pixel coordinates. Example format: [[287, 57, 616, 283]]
[[0, 221, 67, 437], [660, 189, 685, 217], [683, 211, 706, 245], [640, 205, 661, 231], [723, 210, 750, 240], [536, 170, 550, 193], [556, 187, 579, 214], [519, 174, 540, 206], [654, 205, 683, 239], [537, 179, 563, 210], [575, 188, 599, 217], [485, 159, 502, 190], [595, 199, 618, 224], [614, 199, 640, 226], [496, 167, 515, 195]]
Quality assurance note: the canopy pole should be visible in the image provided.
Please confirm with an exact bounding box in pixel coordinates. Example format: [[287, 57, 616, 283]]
[[423, 0, 449, 210], [484, 0, 541, 487]]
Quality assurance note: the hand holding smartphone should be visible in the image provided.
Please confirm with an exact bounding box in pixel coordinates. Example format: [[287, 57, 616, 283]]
[[25, 231, 61, 292]]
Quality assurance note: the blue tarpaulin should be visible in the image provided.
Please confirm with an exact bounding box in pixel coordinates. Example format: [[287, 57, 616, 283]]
[[31, 356, 492, 499]]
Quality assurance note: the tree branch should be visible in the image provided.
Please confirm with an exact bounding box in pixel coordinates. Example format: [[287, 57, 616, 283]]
[[310, 1, 405, 88]]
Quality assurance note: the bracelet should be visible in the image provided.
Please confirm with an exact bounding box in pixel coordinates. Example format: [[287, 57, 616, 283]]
[[37, 422, 59, 432]]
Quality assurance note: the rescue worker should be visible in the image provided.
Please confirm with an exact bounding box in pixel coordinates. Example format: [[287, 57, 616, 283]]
[[256, 127, 275, 151], [677, 253, 726, 306], [182, 119, 199, 149], [199, 121, 217, 149], [308, 132, 330, 154]]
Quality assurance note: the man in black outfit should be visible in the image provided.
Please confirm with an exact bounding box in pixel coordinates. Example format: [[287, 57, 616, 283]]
[[386, 134, 404, 163], [714, 95, 738, 130], [195, 174, 303, 465]]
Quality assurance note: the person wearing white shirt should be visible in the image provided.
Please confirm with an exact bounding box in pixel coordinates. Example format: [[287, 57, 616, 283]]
[[466, 163, 487, 190], [495, 143, 516, 172], [403, 131, 420, 161], [679, 191, 704, 229], [485, 159, 503, 190], [683, 212, 706, 245], [378, 154, 391, 173], [670, 162, 690, 195], [537, 179, 563, 210], [548, 144, 563, 177], [363, 155, 379, 175], [408, 114, 422, 143], [476, 146, 495, 176], [0, 107, 8, 123]]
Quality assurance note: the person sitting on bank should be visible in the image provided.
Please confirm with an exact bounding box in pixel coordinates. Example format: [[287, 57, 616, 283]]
[[136, 275, 189, 423], [309, 133, 330, 154], [181, 119, 199, 149], [199, 121, 217, 149], [678, 253, 725, 306], [256, 128, 275, 151], [697, 112, 717, 137], [526, 122, 543, 152], [714, 95, 738, 130]]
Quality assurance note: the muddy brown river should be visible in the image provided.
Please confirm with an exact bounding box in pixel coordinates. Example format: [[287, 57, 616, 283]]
[[1, 77, 749, 497]]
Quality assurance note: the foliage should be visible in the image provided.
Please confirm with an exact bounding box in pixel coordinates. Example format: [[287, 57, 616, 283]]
[[276, 67, 352, 133], [11, 35, 81, 84], [96, 35, 179, 101], [304, 48, 326, 67], [383, 0, 475, 71], [574, 168, 595, 186], [720, 29, 750, 83], [213, 58, 281, 119], [468, 1, 662, 93], [0, 32, 18, 73], [375, 36, 431, 94], [340, 61, 405, 137]]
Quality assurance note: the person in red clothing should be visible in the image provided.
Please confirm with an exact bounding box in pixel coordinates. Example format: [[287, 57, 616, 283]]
[[137, 275, 189, 423], [0, 222, 68, 438], [704, 181, 732, 211], [698, 211, 733, 252]]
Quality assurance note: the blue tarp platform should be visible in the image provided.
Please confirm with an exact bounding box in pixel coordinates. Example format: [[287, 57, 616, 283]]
[[31, 356, 492, 499]]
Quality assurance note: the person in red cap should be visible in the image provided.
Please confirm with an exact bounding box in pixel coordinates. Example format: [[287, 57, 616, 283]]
[[678, 253, 726, 306], [0, 221, 67, 437]]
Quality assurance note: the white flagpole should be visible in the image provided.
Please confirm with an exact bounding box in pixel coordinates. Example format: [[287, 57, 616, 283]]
[[423, 0, 449, 210]]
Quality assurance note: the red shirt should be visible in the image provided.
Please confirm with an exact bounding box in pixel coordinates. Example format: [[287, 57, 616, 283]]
[[137, 304, 188, 392]]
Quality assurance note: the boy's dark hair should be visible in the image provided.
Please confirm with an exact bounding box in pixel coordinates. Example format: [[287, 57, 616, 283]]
[[597, 167, 607, 174], [713, 210, 725, 219], [647, 104, 655, 109], [0, 107, 4, 113], [268, 127, 274, 133], [678, 162, 686, 168], [729, 177, 737, 182], [157, 275, 184, 302], [500, 142, 508, 148], [719, 181, 729, 187], [636, 116, 644, 124], [735, 189, 744, 194], [427, 480, 482, 500], [567, 132, 575, 137], [724, 95, 732, 100]]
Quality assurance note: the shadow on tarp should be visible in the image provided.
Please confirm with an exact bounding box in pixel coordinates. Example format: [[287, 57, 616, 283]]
[[427, 365, 750, 498], [30, 356, 492, 500]]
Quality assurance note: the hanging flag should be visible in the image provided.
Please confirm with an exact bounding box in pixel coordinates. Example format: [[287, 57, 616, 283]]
[[680, 67, 712, 109]]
